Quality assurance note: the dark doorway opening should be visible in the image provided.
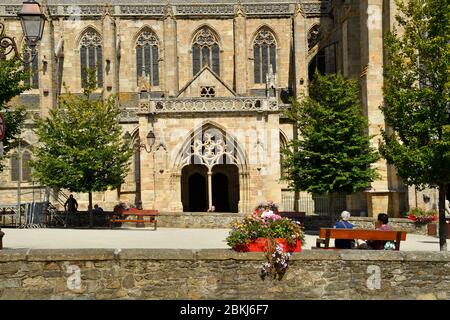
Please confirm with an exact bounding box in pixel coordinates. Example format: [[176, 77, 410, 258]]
[[212, 172, 229, 212], [182, 165, 208, 212], [188, 173, 207, 212], [212, 164, 239, 213]]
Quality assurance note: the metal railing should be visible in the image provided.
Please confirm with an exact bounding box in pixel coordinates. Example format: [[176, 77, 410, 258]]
[[281, 192, 347, 216]]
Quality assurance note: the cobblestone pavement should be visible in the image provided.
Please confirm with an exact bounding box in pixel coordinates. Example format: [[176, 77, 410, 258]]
[[1, 227, 447, 251]]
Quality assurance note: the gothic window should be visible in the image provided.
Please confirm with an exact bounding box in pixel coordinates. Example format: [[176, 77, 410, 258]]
[[253, 29, 276, 84], [200, 86, 215, 97], [23, 47, 39, 89], [10, 143, 32, 182], [192, 27, 220, 76], [136, 29, 159, 86], [79, 29, 103, 88]]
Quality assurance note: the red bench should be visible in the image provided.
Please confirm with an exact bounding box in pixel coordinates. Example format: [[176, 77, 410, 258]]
[[110, 208, 158, 230]]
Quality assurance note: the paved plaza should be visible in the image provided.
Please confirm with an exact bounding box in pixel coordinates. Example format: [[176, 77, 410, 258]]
[[1, 227, 447, 251]]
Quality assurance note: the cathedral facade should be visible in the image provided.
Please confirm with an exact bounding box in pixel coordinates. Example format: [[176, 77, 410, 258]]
[[0, 0, 420, 217]]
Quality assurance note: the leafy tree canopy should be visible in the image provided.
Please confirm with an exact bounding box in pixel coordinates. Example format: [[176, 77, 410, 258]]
[[30, 70, 133, 194], [380, 0, 450, 189], [0, 58, 28, 171], [283, 72, 380, 195]]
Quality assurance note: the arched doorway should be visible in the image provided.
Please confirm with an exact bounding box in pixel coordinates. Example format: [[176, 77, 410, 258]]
[[176, 122, 248, 213], [181, 165, 208, 212], [212, 164, 239, 213]]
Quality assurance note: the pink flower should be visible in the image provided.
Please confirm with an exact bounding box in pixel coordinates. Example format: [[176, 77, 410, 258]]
[[261, 212, 281, 221]]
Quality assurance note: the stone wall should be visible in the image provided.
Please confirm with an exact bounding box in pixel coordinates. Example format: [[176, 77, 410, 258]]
[[0, 249, 449, 300], [157, 212, 244, 228]]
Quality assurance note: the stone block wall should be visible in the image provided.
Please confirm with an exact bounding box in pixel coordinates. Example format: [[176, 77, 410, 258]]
[[0, 249, 449, 300]]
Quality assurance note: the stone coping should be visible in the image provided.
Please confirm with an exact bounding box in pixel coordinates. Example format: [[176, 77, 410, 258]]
[[158, 212, 244, 217], [1, 248, 449, 262]]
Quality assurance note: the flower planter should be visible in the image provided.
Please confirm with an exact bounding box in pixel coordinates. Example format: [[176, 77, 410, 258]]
[[234, 238, 302, 252], [427, 222, 437, 236]]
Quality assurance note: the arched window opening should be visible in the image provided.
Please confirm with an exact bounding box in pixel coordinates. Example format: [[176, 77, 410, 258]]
[[136, 29, 159, 86], [253, 28, 276, 84], [79, 29, 103, 88], [192, 27, 220, 76], [10, 143, 32, 182]]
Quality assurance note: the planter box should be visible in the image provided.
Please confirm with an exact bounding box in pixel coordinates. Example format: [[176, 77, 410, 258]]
[[428, 222, 437, 236], [427, 222, 450, 238], [234, 238, 302, 252]]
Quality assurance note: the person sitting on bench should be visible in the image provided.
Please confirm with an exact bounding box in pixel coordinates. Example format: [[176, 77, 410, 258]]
[[367, 213, 392, 250], [333, 211, 354, 249]]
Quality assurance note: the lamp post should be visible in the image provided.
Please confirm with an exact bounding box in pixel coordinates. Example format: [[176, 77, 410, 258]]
[[124, 130, 156, 210], [0, 1, 45, 62]]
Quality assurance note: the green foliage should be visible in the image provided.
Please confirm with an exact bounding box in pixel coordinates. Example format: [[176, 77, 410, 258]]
[[380, 0, 450, 188], [0, 58, 29, 171], [408, 207, 437, 217], [30, 69, 133, 194], [407, 208, 438, 224], [282, 72, 380, 195], [226, 215, 304, 248]]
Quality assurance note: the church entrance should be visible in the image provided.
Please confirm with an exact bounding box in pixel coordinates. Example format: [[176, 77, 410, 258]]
[[178, 123, 246, 213], [181, 164, 239, 212]]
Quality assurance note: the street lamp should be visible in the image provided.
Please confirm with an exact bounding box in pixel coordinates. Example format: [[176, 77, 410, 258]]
[[0, 0, 45, 62], [123, 130, 156, 209]]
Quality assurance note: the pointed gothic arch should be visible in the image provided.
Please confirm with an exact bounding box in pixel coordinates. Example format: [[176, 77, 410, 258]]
[[78, 27, 103, 88], [173, 121, 247, 173], [191, 26, 221, 76], [252, 26, 277, 84], [134, 26, 160, 86], [10, 141, 32, 182]]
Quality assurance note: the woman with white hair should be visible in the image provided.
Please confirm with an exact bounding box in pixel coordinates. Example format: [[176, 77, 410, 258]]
[[333, 211, 354, 249]]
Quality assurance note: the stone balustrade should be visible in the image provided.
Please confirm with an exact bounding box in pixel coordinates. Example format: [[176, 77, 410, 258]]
[[138, 97, 279, 115]]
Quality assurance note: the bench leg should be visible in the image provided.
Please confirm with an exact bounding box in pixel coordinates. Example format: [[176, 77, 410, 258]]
[[154, 219, 157, 231]]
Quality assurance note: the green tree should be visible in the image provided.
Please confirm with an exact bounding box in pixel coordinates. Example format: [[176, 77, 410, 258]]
[[0, 58, 28, 172], [283, 72, 380, 219], [380, 0, 449, 251], [30, 71, 133, 227]]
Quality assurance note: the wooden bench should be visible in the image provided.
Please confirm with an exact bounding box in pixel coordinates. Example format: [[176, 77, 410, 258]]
[[110, 208, 158, 230], [315, 228, 407, 250]]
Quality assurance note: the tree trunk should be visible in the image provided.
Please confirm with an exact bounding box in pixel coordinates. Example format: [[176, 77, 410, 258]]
[[438, 184, 447, 251], [88, 192, 93, 229]]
